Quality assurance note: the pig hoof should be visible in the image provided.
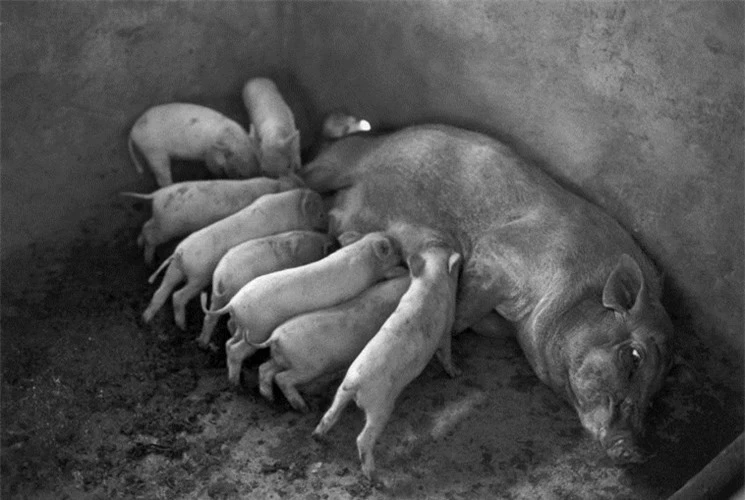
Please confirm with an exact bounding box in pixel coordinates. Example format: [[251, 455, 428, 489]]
[[361, 471, 385, 490], [311, 428, 328, 442]]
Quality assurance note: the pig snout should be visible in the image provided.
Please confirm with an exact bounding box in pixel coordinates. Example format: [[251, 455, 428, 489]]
[[603, 434, 648, 465]]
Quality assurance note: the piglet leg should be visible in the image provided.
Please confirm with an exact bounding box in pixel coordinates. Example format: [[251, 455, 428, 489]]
[[356, 399, 396, 482], [436, 331, 461, 378], [142, 262, 183, 323], [225, 336, 258, 385], [274, 369, 311, 413], [171, 280, 204, 331], [258, 359, 281, 401], [144, 151, 173, 187]]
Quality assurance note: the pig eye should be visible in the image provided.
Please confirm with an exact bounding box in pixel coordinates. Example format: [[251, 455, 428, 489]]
[[627, 346, 645, 377]]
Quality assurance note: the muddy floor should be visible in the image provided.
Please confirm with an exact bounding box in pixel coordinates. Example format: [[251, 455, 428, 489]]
[[1, 225, 743, 499]]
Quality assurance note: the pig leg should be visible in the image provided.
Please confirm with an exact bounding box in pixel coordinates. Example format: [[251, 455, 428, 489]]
[[171, 280, 204, 331], [143, 151, 173, 187], [196, 313, 220, 348], [435, 331, 461, 378], [356, 398, 396, 482], [274, 369, 313, 413], [313, 384, 356, 438], [225, 336, 258, 385], [139, 220, 159, 266], [258, 359, 281, 401], [142, 264, 184, 323], [197, 293, 226, 348]]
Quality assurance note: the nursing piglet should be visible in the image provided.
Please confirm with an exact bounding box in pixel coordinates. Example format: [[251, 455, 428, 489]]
[[253, 274, 410, 413], [242, 78, 301, 177], [313, 247, 461, 481], [197, 230, 335, 349], [205, 232, 403, 385], [129, 103, 260, 186], [121, 177, 299, 265], [142, 188, 326, 330]]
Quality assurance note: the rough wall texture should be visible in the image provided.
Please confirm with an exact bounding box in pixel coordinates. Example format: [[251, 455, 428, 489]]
[[2, 1, 743, 368]]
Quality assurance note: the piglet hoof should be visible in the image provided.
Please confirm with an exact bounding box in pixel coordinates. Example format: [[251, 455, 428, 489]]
[[360, 469, 385, 491], [194, 336, 215, 352], [311, 426, 328, 442]]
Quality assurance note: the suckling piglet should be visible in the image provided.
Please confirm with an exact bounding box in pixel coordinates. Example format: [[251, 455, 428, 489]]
[[313, 246, 461, 482], [242, 78, 301, 178], [197, 230, 335, 349], [142, 188, 327, 330], [128, 103, 260, 186], [121, 177, 299, 265], [203, 232, 404, 385], [253, 274, 410, 412]]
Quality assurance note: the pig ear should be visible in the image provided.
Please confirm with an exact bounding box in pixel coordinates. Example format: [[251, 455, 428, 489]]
[[372, 237, 393, 259], [448, 253, 462, 276], [408, 254, 425, 277], [338, 231, 362, 247], [602, 254, 645, 314], [207, 147, 227, 168]]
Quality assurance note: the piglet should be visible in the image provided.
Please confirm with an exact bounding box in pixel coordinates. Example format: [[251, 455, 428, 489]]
[[313, 246, 461, 482], [202, 232, 404, 385], [242, 78, 301, 177], [129, 103, 260, 186], [197, 230, 335, 349], [121, 177, 299, 265], [142, 188, 326, 330], [253, 274, 410, 413]]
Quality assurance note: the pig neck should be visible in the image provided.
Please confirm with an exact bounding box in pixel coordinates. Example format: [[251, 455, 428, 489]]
[[515, 291, 608, 396]]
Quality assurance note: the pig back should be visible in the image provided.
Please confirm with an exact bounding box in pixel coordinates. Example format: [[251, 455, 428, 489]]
[[152, 178, 284, 235], [214, 230, 331, 299], [178, 189, 326, 278]]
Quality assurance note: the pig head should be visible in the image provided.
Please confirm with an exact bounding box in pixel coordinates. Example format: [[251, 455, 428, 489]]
[[529, 254, 674, 463], [300, 124, 675, 464]]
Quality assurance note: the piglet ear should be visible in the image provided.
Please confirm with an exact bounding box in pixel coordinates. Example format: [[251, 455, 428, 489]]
[[338, 231, 362, 247], [408, 253, 425, 278], [602, 254, 645, 313], [207, 147, 227, 168], [371, 237, 393, 259]]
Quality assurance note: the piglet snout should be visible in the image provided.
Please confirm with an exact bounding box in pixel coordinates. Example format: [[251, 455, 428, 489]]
[[605, 436, 648, 465]]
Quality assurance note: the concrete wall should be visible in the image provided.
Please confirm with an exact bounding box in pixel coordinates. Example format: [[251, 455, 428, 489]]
[[2, 2, 742, 368]]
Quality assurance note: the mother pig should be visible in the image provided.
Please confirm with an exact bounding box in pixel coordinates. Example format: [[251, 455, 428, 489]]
[[300, 124, 674, 464]]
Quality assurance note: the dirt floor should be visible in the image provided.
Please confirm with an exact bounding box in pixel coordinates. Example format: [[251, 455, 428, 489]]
[[1, 221, 743, 499]]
